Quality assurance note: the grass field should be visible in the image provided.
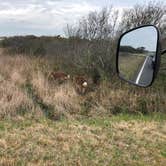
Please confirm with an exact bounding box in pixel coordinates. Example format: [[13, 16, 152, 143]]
[[119, 53, 146, 82], [0, 49, 165, 165], [0, 114, 166, 165]]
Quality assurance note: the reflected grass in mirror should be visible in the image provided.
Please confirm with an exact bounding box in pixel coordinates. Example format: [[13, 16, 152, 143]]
[[119, 53, 146, 81]]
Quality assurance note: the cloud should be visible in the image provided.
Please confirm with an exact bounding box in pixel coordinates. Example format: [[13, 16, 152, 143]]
[[0, 0, 100, 36], [0, 0, 144, 36]]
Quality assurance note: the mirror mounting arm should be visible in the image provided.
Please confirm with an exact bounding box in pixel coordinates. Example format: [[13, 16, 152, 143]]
[[161, 49, 166, 55]]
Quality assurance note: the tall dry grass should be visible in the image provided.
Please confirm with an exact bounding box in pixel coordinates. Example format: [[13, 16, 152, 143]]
[[0, 50, 165, 120], [0, 52, 81, 120]]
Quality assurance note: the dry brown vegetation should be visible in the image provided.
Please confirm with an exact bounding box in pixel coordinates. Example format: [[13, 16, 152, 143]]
[[0, 46, 165, 165], [0, 2, 165, 163], [0, 49, 165, 120]]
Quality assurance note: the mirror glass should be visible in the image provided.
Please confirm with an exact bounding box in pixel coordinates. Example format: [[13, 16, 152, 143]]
[[118, 26, 158, 87]]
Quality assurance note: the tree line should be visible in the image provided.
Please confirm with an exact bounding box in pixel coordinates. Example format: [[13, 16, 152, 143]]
[[1, 1, 165, 80]]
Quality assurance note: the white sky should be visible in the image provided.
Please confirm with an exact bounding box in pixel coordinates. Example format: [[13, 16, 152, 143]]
[[121, 26, 158, 51], [0, 0, 155, 36]]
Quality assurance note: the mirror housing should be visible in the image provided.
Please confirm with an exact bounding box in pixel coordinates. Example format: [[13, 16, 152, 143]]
[[116, 25, 161, 87]]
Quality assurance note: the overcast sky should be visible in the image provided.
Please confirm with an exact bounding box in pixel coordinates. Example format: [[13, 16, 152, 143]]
[[0, 0, 151, 36], [121, 26, 158, 51]]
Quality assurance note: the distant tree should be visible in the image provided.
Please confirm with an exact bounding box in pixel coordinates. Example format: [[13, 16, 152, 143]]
[[65, 7, 119, 40], [120, 46, 137, 53], [136, 47, 147, 53], [118, 1, 166, 34], [64, 7, 119, 78]]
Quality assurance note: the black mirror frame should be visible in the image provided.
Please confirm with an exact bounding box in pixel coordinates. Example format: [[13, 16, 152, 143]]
[[116, 25, 161, 88]]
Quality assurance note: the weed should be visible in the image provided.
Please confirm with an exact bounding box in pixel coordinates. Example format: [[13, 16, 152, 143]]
[[23, 82, 59, 121]]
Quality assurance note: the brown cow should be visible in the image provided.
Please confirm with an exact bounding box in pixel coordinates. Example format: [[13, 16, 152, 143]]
[[48, 71, 70, 84], [73, 76, 88, 95]]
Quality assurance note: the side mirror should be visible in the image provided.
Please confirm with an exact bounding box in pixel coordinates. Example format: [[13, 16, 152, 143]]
[[116, 25, 161, 87]]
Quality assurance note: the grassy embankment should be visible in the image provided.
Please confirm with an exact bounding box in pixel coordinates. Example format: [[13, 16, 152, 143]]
[[119, 53, 146, 81], [0, 49, 165, 165], [0, 115, 166, 165]]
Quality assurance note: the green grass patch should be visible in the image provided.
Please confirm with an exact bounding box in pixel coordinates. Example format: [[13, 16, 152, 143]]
[[0, 114, 165, 165]]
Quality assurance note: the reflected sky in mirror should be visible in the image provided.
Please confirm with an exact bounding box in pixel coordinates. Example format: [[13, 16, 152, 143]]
[[120, 26, 158, 52]]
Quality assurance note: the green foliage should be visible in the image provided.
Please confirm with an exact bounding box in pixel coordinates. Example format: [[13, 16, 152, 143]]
[[120, 46, 148, 54], [23, 82, 60, 121], [81, 97, 94, 116], [136, 98, 148, 115], [111, 105, 129, 115], [1, 36, 51, 56], [16, 105, 29, 116]]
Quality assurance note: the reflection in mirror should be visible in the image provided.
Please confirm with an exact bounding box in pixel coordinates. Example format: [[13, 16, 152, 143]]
[[118, 26, 158, 87]]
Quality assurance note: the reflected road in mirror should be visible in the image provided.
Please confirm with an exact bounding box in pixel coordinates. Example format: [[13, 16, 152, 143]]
[[135, 54, 155, 85]]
